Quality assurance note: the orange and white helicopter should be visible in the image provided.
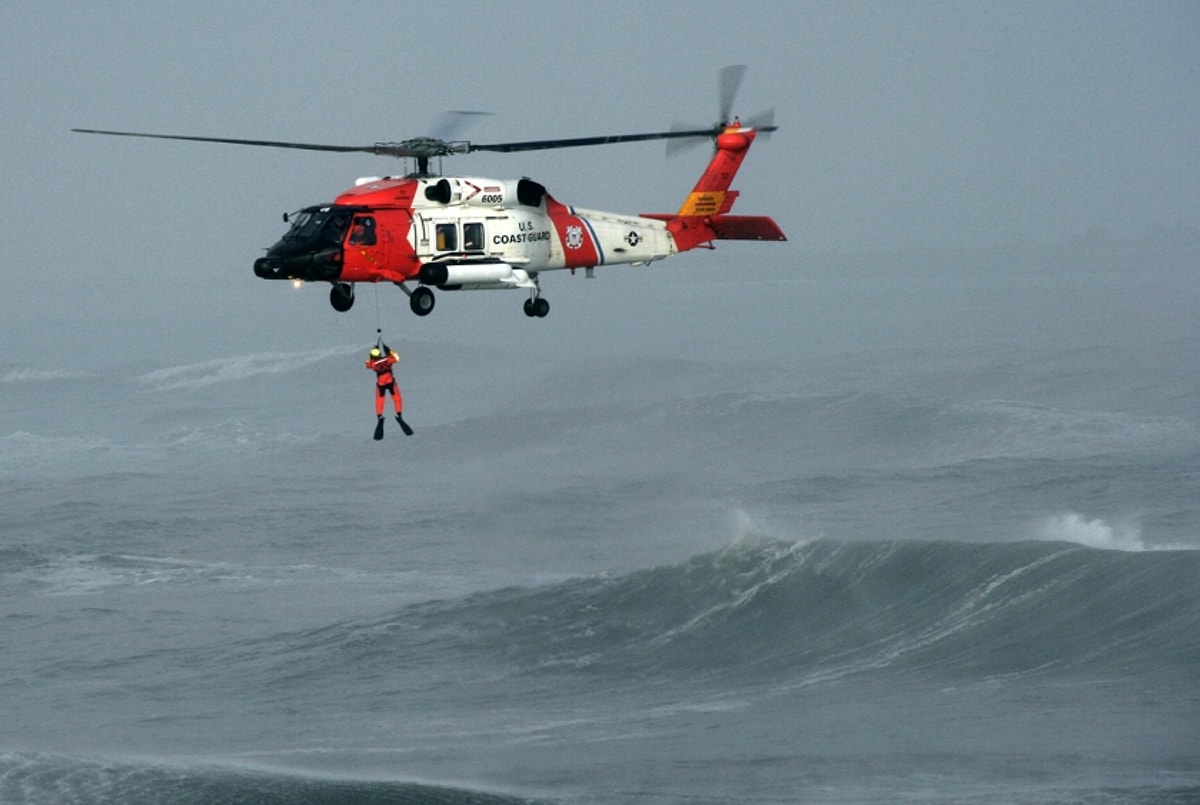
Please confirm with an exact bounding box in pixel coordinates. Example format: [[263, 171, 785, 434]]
[[75, 66, 784, 318]]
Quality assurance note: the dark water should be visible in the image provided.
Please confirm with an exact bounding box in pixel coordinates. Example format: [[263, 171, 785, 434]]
[[2, 242, 1198, 802]]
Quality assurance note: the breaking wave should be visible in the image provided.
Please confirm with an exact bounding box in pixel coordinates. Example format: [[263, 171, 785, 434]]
[[5, 538, 1197, 802], [1033, 511, 1197, 552], [276, 537, 1200, 694]]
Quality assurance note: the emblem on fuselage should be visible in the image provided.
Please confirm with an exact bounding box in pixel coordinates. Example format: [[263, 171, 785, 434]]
[[565, 225, 584, 250]]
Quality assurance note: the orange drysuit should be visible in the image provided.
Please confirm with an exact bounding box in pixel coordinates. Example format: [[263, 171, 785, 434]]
[[366, 348, 403, 416]]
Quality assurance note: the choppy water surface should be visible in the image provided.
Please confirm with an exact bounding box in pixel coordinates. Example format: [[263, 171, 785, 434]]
[[3, 243, 1198, 802]]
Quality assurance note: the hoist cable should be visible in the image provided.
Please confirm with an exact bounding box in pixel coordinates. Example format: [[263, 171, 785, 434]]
[[373, 284, 383, 347]]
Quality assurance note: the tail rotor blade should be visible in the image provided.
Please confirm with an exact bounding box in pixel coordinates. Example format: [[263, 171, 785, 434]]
[[745, 107, 777, 139], [718, 64, 747, 125]]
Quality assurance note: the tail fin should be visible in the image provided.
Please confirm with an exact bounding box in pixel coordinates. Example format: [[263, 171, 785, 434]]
[[677, 123, 756, 217], [645, 122, 786, 251]]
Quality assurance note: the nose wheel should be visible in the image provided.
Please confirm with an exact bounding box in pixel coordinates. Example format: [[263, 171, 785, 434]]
[[329, 282, 355, 312]]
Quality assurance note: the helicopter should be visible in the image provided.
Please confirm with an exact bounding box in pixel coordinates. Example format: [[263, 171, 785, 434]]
[[74, 66, 785, 318]]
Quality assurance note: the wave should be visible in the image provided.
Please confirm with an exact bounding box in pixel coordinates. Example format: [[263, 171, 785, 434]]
[[3, 551, 256, 596], [0, 432, 126, 477], [0, 753, 544, 805], [1, 368, 93, 384], [287, 536, 1200, 692], [939, 398, 1198, 460], [0, 422, 306, 479], [1, 548, 445, 601], [135, 347, 359, 392]]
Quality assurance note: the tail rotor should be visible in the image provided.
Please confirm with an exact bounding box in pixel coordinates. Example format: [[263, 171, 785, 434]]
[[666, 65, 776, 157]]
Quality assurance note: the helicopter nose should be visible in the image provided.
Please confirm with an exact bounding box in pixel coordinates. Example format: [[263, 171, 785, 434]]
[[254, 256, 283, 278], [253, 243, 343, 281]]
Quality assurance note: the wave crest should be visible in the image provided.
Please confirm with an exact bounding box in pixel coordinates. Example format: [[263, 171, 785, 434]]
[[1033, 511, 1197, 551]]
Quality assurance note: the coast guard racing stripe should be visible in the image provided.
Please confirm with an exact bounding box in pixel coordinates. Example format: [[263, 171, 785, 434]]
[[547, 199, 602, 268]]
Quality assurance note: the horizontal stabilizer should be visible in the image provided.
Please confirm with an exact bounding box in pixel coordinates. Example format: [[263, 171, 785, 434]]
[[710, 215, 786, 241], [642, 213, 787, 250]]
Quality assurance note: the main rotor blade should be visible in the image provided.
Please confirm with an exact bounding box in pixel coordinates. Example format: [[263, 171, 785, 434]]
[[471, 128, 718, 154], [72, 127, 718, 159], [71, 128, 396, 155], [74, 117, 779, 163], [665, 121, 712, 158], [429, 111, 493, 142]]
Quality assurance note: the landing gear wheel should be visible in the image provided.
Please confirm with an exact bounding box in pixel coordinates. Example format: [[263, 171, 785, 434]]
[[330, 282, 354, 312], [410, 286, 435, 316], [524, 297, 550, 318]]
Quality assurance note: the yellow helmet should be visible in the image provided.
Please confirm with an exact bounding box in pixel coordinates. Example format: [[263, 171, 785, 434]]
[[369, 347, 381, 358]]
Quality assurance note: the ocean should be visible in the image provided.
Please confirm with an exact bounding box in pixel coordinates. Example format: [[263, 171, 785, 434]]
[[2, 237, 1198, 803]]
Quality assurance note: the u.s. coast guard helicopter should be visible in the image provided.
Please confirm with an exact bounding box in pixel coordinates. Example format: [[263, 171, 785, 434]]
[[75, 66, 785, 318]]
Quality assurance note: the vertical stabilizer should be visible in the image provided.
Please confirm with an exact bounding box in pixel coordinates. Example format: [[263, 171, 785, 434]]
[[677, 123, 757, 217]]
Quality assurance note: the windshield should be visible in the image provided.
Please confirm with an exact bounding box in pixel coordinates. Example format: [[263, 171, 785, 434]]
[[284, 206, 354, 244]]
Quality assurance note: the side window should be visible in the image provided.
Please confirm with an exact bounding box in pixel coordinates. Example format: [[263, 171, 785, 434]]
[[463, 222, 484, 251], [435, 222, 457, 251], [348, 216, 377, 246]]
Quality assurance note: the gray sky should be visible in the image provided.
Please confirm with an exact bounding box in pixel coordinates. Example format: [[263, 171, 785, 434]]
[[2, 1, 1198, 364]]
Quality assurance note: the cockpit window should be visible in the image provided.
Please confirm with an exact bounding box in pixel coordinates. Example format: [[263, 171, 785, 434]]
[[285, 207, 353, 244], [284, 210, 317, 237]]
